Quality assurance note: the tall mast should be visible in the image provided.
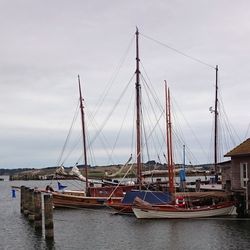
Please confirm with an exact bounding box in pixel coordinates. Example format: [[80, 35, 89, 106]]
[[165, 81, 174, 194], [78, 75, 88, 191], [214, 65, 218, 174], [183, 145, 186, 170], [135, 27, 142, 188]]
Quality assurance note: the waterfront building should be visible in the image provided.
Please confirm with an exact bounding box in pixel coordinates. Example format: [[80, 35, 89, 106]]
[[224, 138, 250, 216]]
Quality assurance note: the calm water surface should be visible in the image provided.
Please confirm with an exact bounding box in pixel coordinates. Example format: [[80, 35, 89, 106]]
[[1, 178, 250, 250]]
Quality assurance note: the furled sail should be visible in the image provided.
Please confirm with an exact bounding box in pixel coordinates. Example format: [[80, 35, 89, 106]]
[[55, 165, 87, 181], [55, 165, 100, 184], [105, 154, 132, 178], [55, 166, 68, 176], [70, 166, 87, 181]]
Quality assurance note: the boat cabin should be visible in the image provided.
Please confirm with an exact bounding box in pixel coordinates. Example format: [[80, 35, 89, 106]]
[[224, 138, 250, 216]]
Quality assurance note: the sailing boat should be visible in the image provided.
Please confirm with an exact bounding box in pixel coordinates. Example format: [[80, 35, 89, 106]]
[[132, 83, 234, 219], [105, 29, 173, 214], [50, 76, 137, 208]]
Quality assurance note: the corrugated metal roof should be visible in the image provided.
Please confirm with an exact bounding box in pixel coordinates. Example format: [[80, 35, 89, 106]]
[[224, 138, 250, 157]]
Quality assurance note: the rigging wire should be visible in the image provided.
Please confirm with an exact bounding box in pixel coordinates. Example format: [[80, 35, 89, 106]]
[[245, 123, 250, 139], [81, 35, 135, 167], [131, 96, 136, 159], [74, 35, 135, 167], [76, 73, 135, 165], [105, 89, 134, 165], [140, 80, 165, 161], [171, 94, 208, 161], [61, 137, 81, 166], [141, 87, 165, 162], [85, 116, 96, 166], [141, 112, 150, 161], [208, 114, 214, 164], [140, 65, 167, 162], [107, 163, 135, 199], [218, 90, 241, 144], [170, 96, 200, 165], [91, 35, 135, 119], [140, 33, 215, 69], [140, 62, 164, 112], [141, 106, 165, 159], [141, 61, 203, 165], [56, 101, 80, 166], [89, 73, 135, 147]]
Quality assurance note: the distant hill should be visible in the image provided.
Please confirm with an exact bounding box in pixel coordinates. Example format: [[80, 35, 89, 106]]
[[1, 162, 216, 180], [0, 168, 35, 176]]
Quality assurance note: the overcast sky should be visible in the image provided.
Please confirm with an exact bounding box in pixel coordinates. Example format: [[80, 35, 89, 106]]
[[1, 0, 250, 169]]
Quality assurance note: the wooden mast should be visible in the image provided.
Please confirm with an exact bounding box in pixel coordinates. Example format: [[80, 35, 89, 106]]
[[78, 75, 88, 192], [135, 28, 142, 189], [165, 81, 174, 194], [214, 65, 218, 174]]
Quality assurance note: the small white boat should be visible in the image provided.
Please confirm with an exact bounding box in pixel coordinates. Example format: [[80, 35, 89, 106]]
[[132, 197, 234, 219]]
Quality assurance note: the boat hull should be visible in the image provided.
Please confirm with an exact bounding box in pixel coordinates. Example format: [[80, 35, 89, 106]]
[[52, 192, 122, 209], [132, 203, 234, 219], [49, 185, 137, 209], [106, 203, 133, 214], [106, 190, 172, 214]]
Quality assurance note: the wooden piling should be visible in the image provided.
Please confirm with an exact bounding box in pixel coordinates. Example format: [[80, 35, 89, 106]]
[[20, 186, 25, 213], [28, 189, 35, 222], [23, 187, 30, 216], [27, 187, 32, 217], [44, 194, 54, 240], [20, 187, 54, 239], [34, 190, 43, 230]]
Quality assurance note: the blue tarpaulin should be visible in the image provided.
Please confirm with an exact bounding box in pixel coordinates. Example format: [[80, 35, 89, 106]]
[[121, 190, 171, 204], [58, 182, 67, 190]]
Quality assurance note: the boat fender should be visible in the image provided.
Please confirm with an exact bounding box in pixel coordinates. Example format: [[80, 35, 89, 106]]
[[107, 198, 113, 204], [175, 196, 185, 207]]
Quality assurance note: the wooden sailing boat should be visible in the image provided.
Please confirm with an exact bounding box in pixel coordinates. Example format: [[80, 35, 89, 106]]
[[51, 76, 137, 208], [105, 29, 172, 213], [132, 82, 234, 219]]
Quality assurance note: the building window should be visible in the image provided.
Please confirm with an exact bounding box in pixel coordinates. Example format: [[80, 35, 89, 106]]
[[240, 163, 248, 188]]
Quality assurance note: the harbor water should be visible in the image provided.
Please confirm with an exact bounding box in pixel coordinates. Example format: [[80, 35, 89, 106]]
[[1, 178, 250, 250]]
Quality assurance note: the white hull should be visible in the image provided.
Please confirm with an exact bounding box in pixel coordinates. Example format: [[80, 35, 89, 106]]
[[133, 205, 234, 219]]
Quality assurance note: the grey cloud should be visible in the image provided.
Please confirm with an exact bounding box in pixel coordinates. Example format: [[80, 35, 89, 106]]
[[0, 0, 249, 168]]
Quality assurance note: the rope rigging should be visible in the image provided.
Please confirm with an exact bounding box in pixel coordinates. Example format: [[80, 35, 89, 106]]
[[170, 93, 205, 165], [86, 73, 135, 151], [74, 73, 135, 168], [141, 32, 215, 69], [91, 35, 135, 119], [105, 91, 134, 165], [245, 123, 250, 139], [56, 101, 80, 166], [53, 29, 232, 192]]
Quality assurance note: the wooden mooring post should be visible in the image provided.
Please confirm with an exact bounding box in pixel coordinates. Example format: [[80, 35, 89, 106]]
[[20, 186, 25, 213], [28, 188, 35, 222], [23, 187, 30, 217], [20, 187, 54, 240], [44, 193, 54, 240], [34, 190, 43, 230]]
